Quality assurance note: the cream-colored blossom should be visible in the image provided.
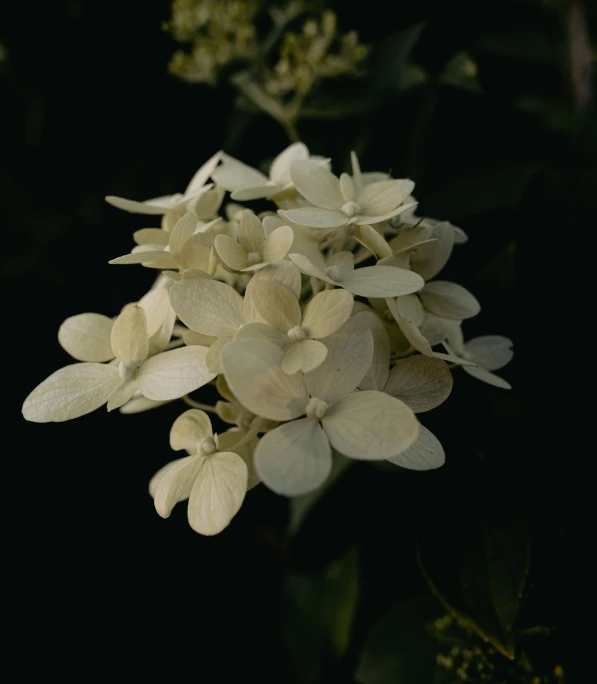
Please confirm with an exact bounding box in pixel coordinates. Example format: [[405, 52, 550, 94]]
[[280, 157, 415, 229], [212, 142, 328, 202], [235, 280, 354, 374], [150, 409, 257, 535], [220, 316, 421, 495], [105, 151, 221, 216], [214, 210, 293, 271], [22, 306, 215, 422]]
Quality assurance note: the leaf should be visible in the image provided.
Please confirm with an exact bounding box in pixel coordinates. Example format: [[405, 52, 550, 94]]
[[356, 595, 441, 684], [370, 23, 425, 93], [284, 548, 360, 681], [418, 520, 531, 660]]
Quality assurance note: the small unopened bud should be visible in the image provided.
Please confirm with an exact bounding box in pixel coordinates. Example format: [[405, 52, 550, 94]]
[[118, 361, 140, 381], [341, 201, 360, 217], [287, 326, 307, 341], [305, 397, 329, 419], [199, 436, 217, 455], [247, 251, 262, 264], [325, 265, 341, 281]]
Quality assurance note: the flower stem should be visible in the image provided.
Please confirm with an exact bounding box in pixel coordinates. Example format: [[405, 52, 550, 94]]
[[182, 396, 218, 413]]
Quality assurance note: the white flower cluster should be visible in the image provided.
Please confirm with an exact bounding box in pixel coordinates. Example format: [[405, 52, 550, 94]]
[[22, 143, 513, 535]]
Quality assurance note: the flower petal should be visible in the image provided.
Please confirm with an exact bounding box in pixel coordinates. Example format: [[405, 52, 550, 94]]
[[150, 455, 202, 517], [261, 225, 294, 262], [22, 363, 121, 422], [387, 425, 445, 470], [212, 155, 269, 192], [133, 228, 169, 246], [249, 281, 301, 332], [234, 322, 289, 347], [290, 160, 344, 210], [282, 207, 347, 229], [255, 419, 332, 496], [388, 294, 424, 327], [322, 390, 419, 460], [281, 339, 328, 374], [354, 224, 393, 259], [231, 184, 281, 201], [105, 195, 174, 215], [217, 429, 261, 489], [463, 365, 511, 389], [138, 287, 173, 338], [353, 311, 390, 391], [305, 316, 373, 404], [106, 380, 137, 411], [110, 306, 148, 363], [288, 253, 335, 283], [169, 278, 244, 336], [420, 281, 481, 320], [384, 356, 453, 413], [270, 142, 309, 185], [58, 313, 115, 362], [302, 289, 353, 339], [221, 339, 308, 421], [168, 212, 198, 256], [137, 346, 216, 400], [109, 249, 177, 268], [184, 150, 223, 194], [187, 452, 248, 535], [238, 211, 265, 252], [170, 409, 213, 451], [357, 179, 415, 216], [339, 265, 424, 298], [410, 221, 454, 281], [464, 336, 513, 371], [214, 234, 248, 271]]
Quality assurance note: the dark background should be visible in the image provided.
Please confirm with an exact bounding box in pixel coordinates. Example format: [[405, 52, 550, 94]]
[[2, 1, 593, 680]]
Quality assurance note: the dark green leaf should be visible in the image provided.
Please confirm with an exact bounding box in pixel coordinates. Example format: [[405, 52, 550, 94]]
[[356, 595, 441, 684]]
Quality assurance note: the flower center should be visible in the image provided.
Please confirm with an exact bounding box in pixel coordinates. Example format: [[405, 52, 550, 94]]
[[247, 252, 262, 264], [287, 326, 307, 341], [341, 201, 360, 217], [118, 360, 141, 381], [325, 265, 341, 281], [305, 397, 329, 419], [199, 436, 217, 455]]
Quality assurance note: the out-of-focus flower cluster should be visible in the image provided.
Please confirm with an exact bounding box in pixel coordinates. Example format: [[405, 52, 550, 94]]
[[22, 143, 513, 536], [166, 0, 259, 85], [165, 0, 368, 133]]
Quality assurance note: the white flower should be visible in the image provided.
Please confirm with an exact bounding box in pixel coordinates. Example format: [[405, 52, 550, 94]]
[[149, 409, 257, 535], [280, 158, 415, 229], [168, 261, 302, 372], [444, 331, 513, 389], [109, 212, 217, 279], [212, 143, 327, 201], [22, 306, 216, 422], [220, 316, 421, 496], [214, 211, 294, 271], [235, 280, 354, 374], [105, 151, 222, 215], [289, 250, 424, 298]]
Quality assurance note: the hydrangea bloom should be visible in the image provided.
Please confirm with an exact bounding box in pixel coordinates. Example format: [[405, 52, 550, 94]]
[[22, 146, 513, 535]]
